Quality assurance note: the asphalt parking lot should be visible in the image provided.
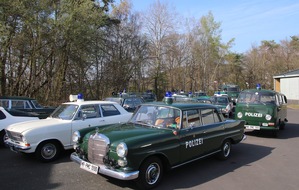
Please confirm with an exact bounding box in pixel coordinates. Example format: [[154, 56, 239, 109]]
[[0, 108, 299, 190]]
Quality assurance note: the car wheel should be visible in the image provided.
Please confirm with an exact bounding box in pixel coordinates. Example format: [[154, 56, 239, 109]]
[[136, 156, 163, 190], [0, 130, 5, 147], [35, 141, 61, 162], [217, 139, 231, 160]]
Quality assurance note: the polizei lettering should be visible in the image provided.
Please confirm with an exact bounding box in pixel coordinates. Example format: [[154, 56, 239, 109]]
[[185, 138, 203, 148], [244, 112, 263, 117]]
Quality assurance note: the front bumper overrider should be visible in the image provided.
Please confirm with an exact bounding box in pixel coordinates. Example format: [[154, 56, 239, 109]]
[[70, 152, 139, 180]]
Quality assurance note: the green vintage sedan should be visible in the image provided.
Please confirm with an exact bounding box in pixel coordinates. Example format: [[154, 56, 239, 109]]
[[71, 98, 246, 189]]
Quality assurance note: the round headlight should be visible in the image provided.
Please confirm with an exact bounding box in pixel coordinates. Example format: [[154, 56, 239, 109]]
[[21, 135, 27, 143], [237, 112, 243, 118], [265, 114, 272, 121], [116, 142, 128, 157], [72, 131, 81, 143]]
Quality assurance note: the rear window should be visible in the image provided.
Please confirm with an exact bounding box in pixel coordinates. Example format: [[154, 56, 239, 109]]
[[201, 109, 221, 125], [101, 105, 120, 116]]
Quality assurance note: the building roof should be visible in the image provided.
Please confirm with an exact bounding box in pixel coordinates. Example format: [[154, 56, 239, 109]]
[[273, 69, 299, 78]]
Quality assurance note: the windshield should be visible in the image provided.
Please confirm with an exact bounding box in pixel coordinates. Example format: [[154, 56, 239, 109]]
[[130, 105, 181, 129], [227, 87, 240, 92], [237, 92, 276, 104], [50, 104, 79, 120], [212, 97, 229, 105]]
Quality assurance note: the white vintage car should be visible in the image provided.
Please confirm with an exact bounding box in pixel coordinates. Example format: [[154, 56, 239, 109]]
[[0, 107, 39, 147], [5, 95, 133, 162]]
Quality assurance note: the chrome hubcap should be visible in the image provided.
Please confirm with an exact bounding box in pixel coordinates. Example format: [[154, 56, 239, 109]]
[[41, 143, 56, 159], [145, 163, 160, 185], [223, 142, 230, 157]]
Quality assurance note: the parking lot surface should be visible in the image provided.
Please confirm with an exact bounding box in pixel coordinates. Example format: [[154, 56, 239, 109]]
[[0, 108, 299, 190]]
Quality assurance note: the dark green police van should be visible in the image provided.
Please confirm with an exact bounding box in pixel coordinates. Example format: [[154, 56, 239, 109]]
[[219, 84, 240, 103], [235, 87, 288, 137]]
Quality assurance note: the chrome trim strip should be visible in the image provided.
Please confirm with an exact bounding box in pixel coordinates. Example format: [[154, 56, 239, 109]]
[[171, 150, 221, 169], [70, 152, 139, 180]]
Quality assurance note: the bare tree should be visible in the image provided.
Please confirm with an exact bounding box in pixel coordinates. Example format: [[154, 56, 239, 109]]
[[142, 0, 179, 98]]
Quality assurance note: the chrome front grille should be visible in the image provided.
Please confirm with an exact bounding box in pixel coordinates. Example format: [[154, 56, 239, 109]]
[[88, 133, 110, 166], [5, 130, 22, 141]]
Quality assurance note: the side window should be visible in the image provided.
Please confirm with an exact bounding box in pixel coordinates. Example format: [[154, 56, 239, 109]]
[[80, 105, 98, 119], [182, 109, 201, 128], [0, 110, 6, 120], [24, 101, 31, 109], [0, 100, 9, 108], [101, 104, 121, 117], [201, 108, 221, 125], [213, 109, 221, 123], [11, 100, 25, 109]]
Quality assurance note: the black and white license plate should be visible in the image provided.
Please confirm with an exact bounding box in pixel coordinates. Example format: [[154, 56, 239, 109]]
[[80, 161, 99, 174], [245, 125, 260, 130]]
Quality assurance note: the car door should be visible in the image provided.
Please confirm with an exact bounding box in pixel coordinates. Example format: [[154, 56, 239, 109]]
[[200, 108, 226, 152], [179, 109, 207, 163]]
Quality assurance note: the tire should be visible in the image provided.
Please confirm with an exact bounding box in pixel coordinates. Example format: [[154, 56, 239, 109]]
[[35, 141, 61, 162], [217, 139, 231, 160], [136, 156, 163, 190], [0, 130, 6, 147], [272, 130, 278, 138]]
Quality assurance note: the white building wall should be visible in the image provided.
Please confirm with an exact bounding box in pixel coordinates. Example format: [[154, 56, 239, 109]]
[[280, 77, 299, 100]]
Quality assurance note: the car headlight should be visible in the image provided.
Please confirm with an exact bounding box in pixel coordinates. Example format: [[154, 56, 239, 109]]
[[116, 142, 128, 157], [21, 135, 27, 143], [72, 131, 81, 143], [237, 112, 243, 118], [265, 114, 272, 121]]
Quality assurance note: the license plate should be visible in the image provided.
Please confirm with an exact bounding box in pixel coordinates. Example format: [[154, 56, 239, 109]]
[[80, 161, 99, 174], [245, 125, 260, 130]]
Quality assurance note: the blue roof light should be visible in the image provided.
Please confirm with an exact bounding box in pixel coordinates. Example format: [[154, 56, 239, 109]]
[[164, 91, 173, 104], [78, 93, 83, 99], [256, 83, 261, 90], [165, 91, 172, 97]]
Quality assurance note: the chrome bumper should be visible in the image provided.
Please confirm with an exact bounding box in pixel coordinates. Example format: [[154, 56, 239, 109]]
[[5, 140, 31, 152], [70, 152, 139, 180]]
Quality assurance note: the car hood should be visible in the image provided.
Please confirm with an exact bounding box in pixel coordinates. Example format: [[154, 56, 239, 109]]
[[6, 118, 68, 134], [91, 123, 174, 147]]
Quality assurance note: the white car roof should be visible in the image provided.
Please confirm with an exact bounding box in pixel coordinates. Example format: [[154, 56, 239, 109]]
[[62, 100, 119, 105]]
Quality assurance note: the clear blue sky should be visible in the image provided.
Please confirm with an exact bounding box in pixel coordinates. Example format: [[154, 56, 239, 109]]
[[114, 0, 299, 53]]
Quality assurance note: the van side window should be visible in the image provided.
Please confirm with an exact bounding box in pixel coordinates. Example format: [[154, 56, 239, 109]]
[[201, 108, 221, 125], [182, 110, 201, 128]]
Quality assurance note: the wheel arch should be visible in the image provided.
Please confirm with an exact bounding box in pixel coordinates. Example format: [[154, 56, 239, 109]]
[[36, 138, 64, 151], [139, 153, 171, 171]]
